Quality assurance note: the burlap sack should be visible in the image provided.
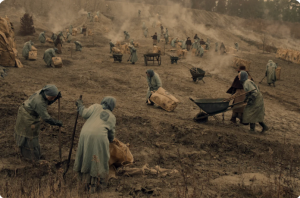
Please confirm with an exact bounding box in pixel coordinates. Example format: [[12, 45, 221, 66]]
[[120, 44, 129, 54], [28, 51, 37, 60], [233, 57, 251, 71], [153, 46, 161, 53], [52, 57, 63, 68], [109, 138, 134, 166], [133, 42, 139, 48], [276, 48, 287, 60], [31, 46, 37, 51], [276, 67, 281, 80], [112, 47, 121, 54], [15, 58, 23, 68], [94, 15, 99, 22], [46, 38, 53, 43], [88, 29, 93, 36], [13, 48, 18, 57], [0, 17, 10, 37], [72, 28, 77, 33], [150, 87, 179, 112], [286, 50, 294, 62]]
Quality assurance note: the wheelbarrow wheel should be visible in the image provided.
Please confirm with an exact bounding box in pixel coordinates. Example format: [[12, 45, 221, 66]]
[[194, 112, 208, 123]]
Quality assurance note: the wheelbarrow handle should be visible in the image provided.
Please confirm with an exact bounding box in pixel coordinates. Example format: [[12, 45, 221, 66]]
[[223, 88, 257, 102], [189, 97, 195, 102], [228, 101, 245, 108]]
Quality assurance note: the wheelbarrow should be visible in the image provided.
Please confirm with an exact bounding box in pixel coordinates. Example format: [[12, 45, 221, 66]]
[[170, 56, 179, 64], [189, 89, 256, 123], [113, 54, 123, 62], [190, 67, 206, 83]]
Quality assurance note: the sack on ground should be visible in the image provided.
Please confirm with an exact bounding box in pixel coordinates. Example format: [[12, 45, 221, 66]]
[[109, 138, 134, 166], [150, 87, 179, 112], [52, 57, 63, 68], [28, 51, 37, 60]]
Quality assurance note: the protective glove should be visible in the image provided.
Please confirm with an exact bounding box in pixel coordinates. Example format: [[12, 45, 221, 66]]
[[76, 99, 83, 107], [56, 91, 62, 99]]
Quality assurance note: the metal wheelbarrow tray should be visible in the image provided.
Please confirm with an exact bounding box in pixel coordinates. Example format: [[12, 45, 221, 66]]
[[189, 98, 244, 123], [112, 54, 123, 62], [190, 67, 205, 83], [170, 56, 179, 64]]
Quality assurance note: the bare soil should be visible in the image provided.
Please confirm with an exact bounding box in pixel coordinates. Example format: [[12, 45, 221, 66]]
[[0, 2, 300, 197]]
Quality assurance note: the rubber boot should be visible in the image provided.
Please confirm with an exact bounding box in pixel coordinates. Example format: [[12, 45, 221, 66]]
[[259, 122, 269, 133], [250, 123, 256, 132], [230, 114, 237, 124], [100, 178, 107, 189]]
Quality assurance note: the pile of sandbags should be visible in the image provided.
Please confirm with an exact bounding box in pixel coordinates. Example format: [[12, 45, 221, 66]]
[[177, 49, 187, 58], [0, 17, 21, 67], [276, 48, 300, 64], [176, 42, 182, 49], [233, 57, 251, 71], [276, 67, 281, 80], [52, 57, 63, 68], [120, 43, 129, 54], [115, 41, 121, 48], [133, 42, 139, 48], [150, 87, 179, 112], [153, 45, 161, 54], [112, 47, 122, 54], [72, 28, 77, 36], [28, 46, 37, 60]]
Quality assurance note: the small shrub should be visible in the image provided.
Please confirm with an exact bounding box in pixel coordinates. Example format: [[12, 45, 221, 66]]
[[20, 13, 35, 36]]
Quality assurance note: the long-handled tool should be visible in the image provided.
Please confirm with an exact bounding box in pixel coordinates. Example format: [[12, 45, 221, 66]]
[[58, 98, 62, 163], [259, 76, 266, 84], [63, 95, 82, 179], [222, 89, 257, 102]]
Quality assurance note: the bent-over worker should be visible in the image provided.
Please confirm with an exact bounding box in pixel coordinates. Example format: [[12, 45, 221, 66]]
[[74, 97, 116, 193], [54, 35, 62, 54], [164, 32, 169, 44], [43, 48, 58, 67], [39, 32, 46, 43], [144, 28, 148, 38], [22, 40, 34, 60], [51, 33, 57, 42], [146, 69, 162, 105], [220, 42, 226, 54], [14, 85, 62, 161], [129, 45, 138, 64], [266, 60, 277, 87], [239, 71, 269, 133], [124, 31, 130, 40], [66, 33, 72, 43], [171, 38, 177, 48], [74, 41, 82, 51]]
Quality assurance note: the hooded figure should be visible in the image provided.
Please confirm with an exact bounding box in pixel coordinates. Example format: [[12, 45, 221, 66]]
[[43, 48, 57, 67], [164, 33, 169, 44], [129, 46, 138, 64], [215, 42, 218, 52], [14, 85, 62, 161], [239, 71, 269, 133], [142, 22, 146, 30], [38, 32, 46, 43], [51, 33, 57, 42], [22, 40, 34, 59], [74, 96, 116, 193], [220, 42, 226, 54], [109, 41, 115, 53], [146, 69, 162, 105], [197, 43, 204, 57], [157, 33, 161, 43], [166, 28, 168, 35], [171, 38, 177, 48], [69, 25, 73, 34], [266, 60, 277, 86], [226, 66, 253, 124], [234, 42, 239, 51], [75, 41, 82, 51], [179, 40, 186, 49], [144, 28, 148, 38], [87, 12, 91, 19], [66, 33, 72, 43], [54, 35, 63, 54], [124, 31, 130, 40]]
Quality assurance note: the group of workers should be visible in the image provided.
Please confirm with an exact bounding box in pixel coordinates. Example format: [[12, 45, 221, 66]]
[[22, 23, 88, 67]]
